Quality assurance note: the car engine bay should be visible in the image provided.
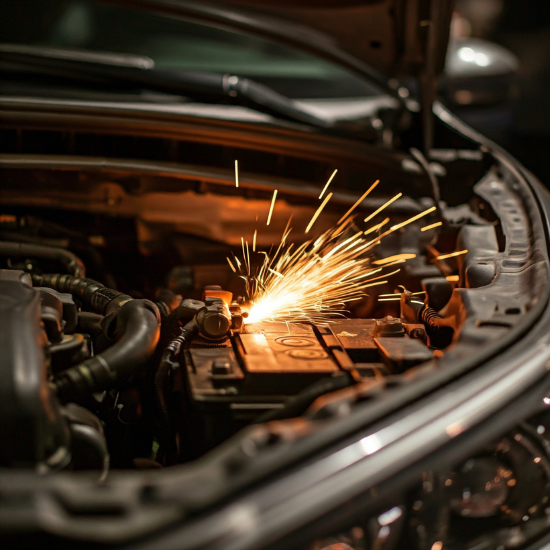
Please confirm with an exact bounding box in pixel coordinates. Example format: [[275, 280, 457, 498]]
[[1, 95, 550, 550], [0, 120, 544, 470], [3, 0, 550, 547]]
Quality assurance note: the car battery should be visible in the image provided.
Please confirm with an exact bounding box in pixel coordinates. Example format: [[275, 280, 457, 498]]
[[177, 317, 433, 456]]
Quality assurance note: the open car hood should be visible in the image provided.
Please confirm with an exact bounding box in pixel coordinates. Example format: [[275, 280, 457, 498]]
[[114, 0, 455, 82], [213, 0, 455, 80], [108, 0, 455, 149]]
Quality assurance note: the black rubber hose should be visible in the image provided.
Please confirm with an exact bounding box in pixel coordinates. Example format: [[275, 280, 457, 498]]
[[0, 240, 86, 277], [55, 299, 160, 402], [32, 274, 161, 402], [31, 273, 132, 315]]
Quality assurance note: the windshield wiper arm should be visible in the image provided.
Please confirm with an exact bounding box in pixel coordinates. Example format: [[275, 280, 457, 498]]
[[0, 44, 338, 131]]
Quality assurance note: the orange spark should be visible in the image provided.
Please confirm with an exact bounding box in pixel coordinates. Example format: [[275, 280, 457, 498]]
[[227, 257, 236, 272], [364, 217, 390, 236], [389, 206, 437, 232], [436, 250, 468, 260], [373, 253, 416, 266], [267, 190, 278, 226], [337, 180, 380, 224], [305, 192, 333, 233], [421, 221, 442, 232], [364, 193, 402, 223], [236, 181, 423, 324], [319, 169, 338, 199]]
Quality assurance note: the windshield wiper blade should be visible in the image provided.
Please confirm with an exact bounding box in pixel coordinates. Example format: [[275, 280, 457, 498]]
[[0, 44, 338, 131]]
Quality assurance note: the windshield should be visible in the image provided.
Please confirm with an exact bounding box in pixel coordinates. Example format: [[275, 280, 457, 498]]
[[2, 0, 385, 100]]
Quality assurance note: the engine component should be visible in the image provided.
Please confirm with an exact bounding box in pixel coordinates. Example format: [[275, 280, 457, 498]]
[[0, 240, 86, 277], [36, 287, 65, 343], [32, 273, 161, 402], [50, 333, 90, 374], [62, 403, 109, 477], [32, 273, 136, 316], [421, 277, 453, 312], [0, 268, 31, 285], [36, 286, 78, 335], [0, 276, 69, 469], [155, 320, 198, 463], [195, 297, 232, 340], [400, 290, 456, 348], [35, 286, 79, 345], [55, 299, 161, 402], [0, 270, 111, 475], [178, 312, 435, 455]]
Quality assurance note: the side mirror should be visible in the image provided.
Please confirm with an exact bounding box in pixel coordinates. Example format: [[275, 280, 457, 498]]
[[441, 37, 519, 106]]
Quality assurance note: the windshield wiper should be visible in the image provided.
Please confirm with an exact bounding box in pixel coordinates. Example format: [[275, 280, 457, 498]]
[[0, 43, 350, 133]]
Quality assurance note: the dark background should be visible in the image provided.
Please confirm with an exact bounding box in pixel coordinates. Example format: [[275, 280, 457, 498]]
[[455, 0, 550, 185]]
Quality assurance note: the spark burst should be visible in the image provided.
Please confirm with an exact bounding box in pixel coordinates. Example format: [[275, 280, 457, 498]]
[[229, 174, 437, 325]]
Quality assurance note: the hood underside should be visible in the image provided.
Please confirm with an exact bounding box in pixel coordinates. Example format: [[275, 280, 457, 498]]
[[111, 0, 455, 82]]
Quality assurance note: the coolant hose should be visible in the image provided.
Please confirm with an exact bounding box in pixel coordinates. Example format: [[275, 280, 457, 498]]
[[0, 241, 86, 277], [31, 273, 132, 315], [32, 274, 161, 402], [55, 299, 160, 402]]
